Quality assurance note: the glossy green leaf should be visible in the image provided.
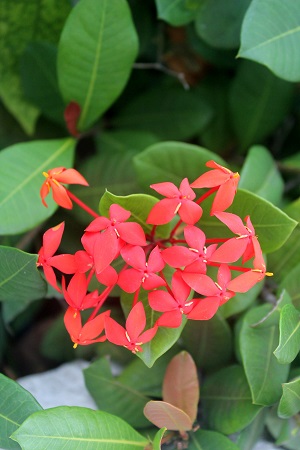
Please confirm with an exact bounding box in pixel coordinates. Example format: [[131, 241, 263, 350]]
[[239, 0, 300, 82], [0, 0, 71, 133], [250, 290, 292, 329], [266, 406, 300, 449], [155, 0, 201, 26], [57, 0, 138, 131], [220, 282, 261, 319], [279, 263, 300, 310], [239, 146, 284, 205], [143, 401, 193, 431], [274, 304, 300, 364], [11, 406, 149, 449], [236, 408, 268, 450], [84, 357, 151, 428], [278, 377, 300, 419], [133, 141, 225, 194], [152, 427, 166, 450], [190, 429, 240, 450], [0, 373, 42, 450], [201, 189, 297, 254], [0, 247, 46, 323], [112, 84, 213, 140], [20, 43, 65, 125], [201, 365, 262, 434], [163, 352, 199, 422], [181, 311, 232, 371], [195, 0, 251, 49], [99, 190, 171, 239], [229, 61, 293, 151], [239, 304, 290, 406], [0, 138, 75, 235], [269, 198, 300, 282]]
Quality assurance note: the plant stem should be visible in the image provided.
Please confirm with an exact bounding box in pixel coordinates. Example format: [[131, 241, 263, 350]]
[[66, 189, 99, 218]]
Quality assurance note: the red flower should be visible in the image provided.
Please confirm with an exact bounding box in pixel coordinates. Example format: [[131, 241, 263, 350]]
[[147, 178, 202, 225], [64, 307, 109, 348], [37, 222, 76, 291], [83, 204, 146, 274], [40, 167, 88, 209], [62, 272, 100, 310], [118, 245, 166, 293], [191, 161, 239, 215], [211, 212, 257, 263], [227, 239, 273, 292], [105, 302, 158, 353]]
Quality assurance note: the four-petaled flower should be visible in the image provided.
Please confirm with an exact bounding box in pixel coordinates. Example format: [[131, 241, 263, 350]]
[[105, 302, 158, 353], [191, 161, 240, 215], [147, 178, 202, 225], [62, 272, 100, 310], [40, 166, 88, 209], [64, 307, 110, 347]]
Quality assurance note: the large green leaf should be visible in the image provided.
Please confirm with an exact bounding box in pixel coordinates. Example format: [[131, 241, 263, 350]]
[[274, 304, 300, 364], [279, 263, 300, 310], [239, 304, 290, 406], [229, 61, 293, 151], [239, 146, 284, 206], [200, 189, 297, 254], [11, 407, 149, 449], [195, 0, 251, 49], [235, 408, 268, 450], [220, 282, 261, 319], [0, 247, 46, 323], [201, 365, 262, 434], [133, 141, 225, 194], [181, 311, 232, 371], [266, 406, 300, 449], [112, 84, 213, 140], [84, 357, 151, 428], [0, 0, 71, 133], [155, 0, 201, 26], [190, 429, 240, 450], [0, 138, 75, 235], [239, 0, 300, 82], [57, 0, 138, 131], [278, 377, 300, 419], [0, 374, 42, 450]]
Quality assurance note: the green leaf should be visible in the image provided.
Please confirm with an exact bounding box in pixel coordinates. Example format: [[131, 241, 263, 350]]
[[239, 146, 284, 206], [201, 189, 297, 254], [195, 0, 251, 49], [84, 357, 151, 428], [112, 84, 213, 140], [0, 248, 46, 323], [229, 61, 293, 151], [278, 377, 300, 419], [0, 138, 75, 235], [274, 304, 300, 364], [0, 373, 42, 450], [155, 0, 201, 26], [201, 365, 262, 434], [152, 428, 166, 450], [0, 0, 71, 133], [57, 0, 138, 131], [133, 141, 225, 194], [239, 304, 290, 406], [266, 406, 300, 449], [236, 408, 268, 450], [181, 311, 232, 371], [190, 429, 240, 450], [11, 406, 149, 449], [250, 290, 292, 329], [20, 43, 65, 125], [239, 0, 300, 82], [279, 263, 300, 310], [99, 190, 171, 239], [220, 282, 261, 319]]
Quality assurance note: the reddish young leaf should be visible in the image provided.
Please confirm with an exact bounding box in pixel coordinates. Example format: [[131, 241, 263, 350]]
[[64, 101, 81, 137], [144, 401, 193, 431]]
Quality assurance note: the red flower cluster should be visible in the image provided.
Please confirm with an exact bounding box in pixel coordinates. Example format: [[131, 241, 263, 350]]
[[37, 161, 272, 352]]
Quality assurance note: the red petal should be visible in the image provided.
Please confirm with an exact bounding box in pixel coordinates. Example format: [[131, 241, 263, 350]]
[[109, 204, 131, 222], [138, 325, 158, 344], [55, 168, 88, 186], [43, 264, 60, 292], [187, 297, 220, 320], [64, 307, 82, 338], [150, 182, 179, 198], [75, 250, 93, 273], [210, 238, 247, 263], [143, 273, 166, 290], [182, 273, 217, 296], [67, 273, 87, 308], [179, 178, 196, 200], [162, 246, 197, 268], [191, 169, 229, 188], [80, 311, 109, 341], [96, 265, 118, 286], [148, 290, 177, 312], [227, 271, 262, 293], [85, 217, 110, 232], [94, 230, 119, 273], [157, 311, 182, 328], [184, 225, 206, 250], [42, 222, 65, 259], [40, 181, 50, 207], [147, 246, 165, 272], [211, 179, 236, 214], [105, 316, 128, 346], [117, 269, 142, 293], [172, 271, 191, 304], [117, 222, 146, 246], [120, 245, 145, 270], [214, 211, 246, 234], [49, 254, 77, 274], [126, 302, 146, 341], [51, 182, 73, 209], [179, 200, 202, 225], [146, 198, 179, 225], [217, 264, 232, 288]]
